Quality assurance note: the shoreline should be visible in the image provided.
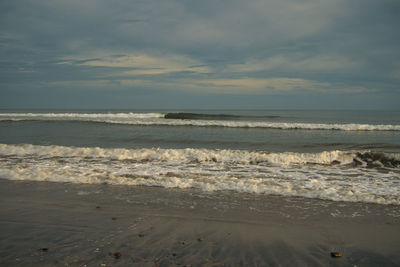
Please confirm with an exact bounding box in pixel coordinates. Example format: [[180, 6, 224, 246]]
[[0, 179, 399, 266]]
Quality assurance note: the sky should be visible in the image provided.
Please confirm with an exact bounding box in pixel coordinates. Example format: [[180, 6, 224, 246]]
[[0, 0, 400, 110]]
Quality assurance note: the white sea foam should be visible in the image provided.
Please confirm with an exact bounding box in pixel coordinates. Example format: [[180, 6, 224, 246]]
[[0, 112, 164, 120], [1, 144, 399, 205], [1, 112, 399, 131]]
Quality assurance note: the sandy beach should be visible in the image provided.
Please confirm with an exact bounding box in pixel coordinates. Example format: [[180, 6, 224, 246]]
[[0, 179, 399, 266]]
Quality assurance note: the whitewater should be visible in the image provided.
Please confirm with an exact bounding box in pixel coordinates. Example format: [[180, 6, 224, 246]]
[[1, 143, 399, 205]]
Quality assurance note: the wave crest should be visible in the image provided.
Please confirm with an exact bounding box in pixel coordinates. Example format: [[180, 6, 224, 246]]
[[1, 112, 400, 131], [1, 144, 399, 205]]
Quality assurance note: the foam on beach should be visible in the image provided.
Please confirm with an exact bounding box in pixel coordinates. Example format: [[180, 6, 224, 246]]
[[1, 144, 399, 205]]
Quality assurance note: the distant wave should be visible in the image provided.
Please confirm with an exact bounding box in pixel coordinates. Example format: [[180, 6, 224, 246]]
[[0, 112, 165, 119], [1, 144, 399, 205], [1, 112, 400, 131], [165, 112, 240, 120], [164, 112, 280, 120]]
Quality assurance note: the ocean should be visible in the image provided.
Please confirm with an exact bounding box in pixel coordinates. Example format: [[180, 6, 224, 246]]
[[0, 109, 399, 205]]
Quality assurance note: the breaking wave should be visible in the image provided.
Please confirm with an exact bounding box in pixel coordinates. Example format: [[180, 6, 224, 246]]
[[165, 112, 241, 120], [0, 112, 399, 131], [1, 144, 399, 205], [164, 112, 281, 120]]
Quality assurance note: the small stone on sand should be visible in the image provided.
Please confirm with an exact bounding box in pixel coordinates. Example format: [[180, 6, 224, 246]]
[[39, 248, 49, 252], [114, 252, 122, 259], [331, 252, 342, 258]]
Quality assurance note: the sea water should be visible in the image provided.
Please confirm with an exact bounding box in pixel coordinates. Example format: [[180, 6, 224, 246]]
[[0, 109, 399, 205]]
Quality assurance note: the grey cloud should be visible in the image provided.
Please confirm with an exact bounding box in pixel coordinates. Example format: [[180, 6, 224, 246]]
[[1, 0, 399, 109]]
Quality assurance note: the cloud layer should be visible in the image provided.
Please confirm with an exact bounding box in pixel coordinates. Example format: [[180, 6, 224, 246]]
[[0, 0, 399, 108]]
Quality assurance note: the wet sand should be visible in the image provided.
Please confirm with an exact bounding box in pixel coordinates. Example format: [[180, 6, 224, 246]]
[[0, 179, 399, 266]]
